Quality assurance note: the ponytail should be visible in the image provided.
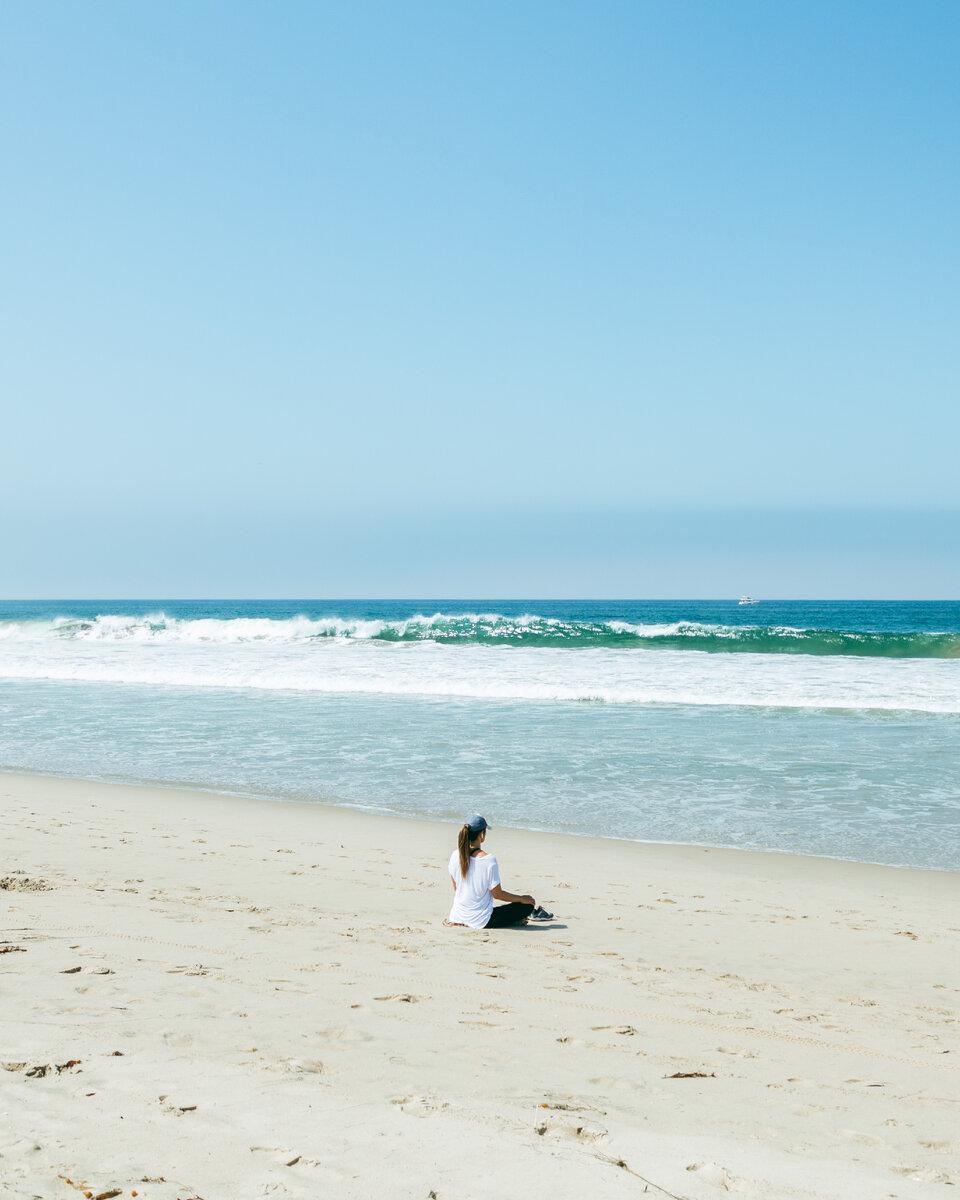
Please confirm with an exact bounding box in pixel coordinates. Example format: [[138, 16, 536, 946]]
[[457, 824, 473, 879]]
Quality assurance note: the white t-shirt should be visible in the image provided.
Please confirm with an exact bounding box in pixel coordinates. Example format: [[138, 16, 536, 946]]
[[448, 850, 501, 929]]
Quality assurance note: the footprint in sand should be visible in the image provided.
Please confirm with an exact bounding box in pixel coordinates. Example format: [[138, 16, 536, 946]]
[[895, 1167, 952, 1183], [278, 1058, 325, 1075], [314, 1026, 372, 1042], [391, 1095, 449, 1117], [839, 1129, 888, 1147], [251, 1147, 323, 1168], [535, 1116, 608, 1145], [73, 985, 135, 1003], [589, 1075, 639, 1093], [716, 1045, 759, 1059], [686, 1162, 736, 1188]]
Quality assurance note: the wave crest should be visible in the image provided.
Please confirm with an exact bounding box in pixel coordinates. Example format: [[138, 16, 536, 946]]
[[0, 612, 958, 658]]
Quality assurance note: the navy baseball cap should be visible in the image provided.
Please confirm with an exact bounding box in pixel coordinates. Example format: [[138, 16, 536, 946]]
[[465, 813, 489, 833]]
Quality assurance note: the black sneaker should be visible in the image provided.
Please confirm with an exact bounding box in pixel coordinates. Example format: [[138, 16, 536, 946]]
[[530, 905, 554, 921]]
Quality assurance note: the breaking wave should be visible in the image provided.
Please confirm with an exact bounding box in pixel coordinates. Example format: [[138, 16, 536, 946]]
[[1, 612, 959, 658]]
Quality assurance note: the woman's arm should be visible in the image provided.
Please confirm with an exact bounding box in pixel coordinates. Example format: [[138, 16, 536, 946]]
[[492, 883, 535, 906]]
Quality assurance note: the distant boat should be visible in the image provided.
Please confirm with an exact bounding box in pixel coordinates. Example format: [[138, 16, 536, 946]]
[[738, 596, 759, 606]]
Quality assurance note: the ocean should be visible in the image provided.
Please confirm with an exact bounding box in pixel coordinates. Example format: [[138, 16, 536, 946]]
[[1, 599, 957, 871]]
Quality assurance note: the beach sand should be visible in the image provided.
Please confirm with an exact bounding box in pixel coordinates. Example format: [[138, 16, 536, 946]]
[[1, 772, 958, 1200]]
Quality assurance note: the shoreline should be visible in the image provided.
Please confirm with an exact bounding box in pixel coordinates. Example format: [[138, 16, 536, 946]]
[[3, 766, 956, 879], [2, 771, 959, 1198]]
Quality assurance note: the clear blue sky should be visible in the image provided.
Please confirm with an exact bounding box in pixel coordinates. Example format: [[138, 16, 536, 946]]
[[2, 1, 957, 597]]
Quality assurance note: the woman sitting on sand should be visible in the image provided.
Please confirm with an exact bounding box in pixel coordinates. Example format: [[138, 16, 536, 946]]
[[447, 814, 553, 928]]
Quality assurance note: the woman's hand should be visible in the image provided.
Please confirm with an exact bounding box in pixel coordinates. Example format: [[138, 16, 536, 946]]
[[492, 884, 535, 906]]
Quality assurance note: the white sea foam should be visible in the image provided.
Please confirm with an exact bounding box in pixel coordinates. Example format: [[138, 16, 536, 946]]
[[0, 613, 804, 643], [0, 630, 958, 712]]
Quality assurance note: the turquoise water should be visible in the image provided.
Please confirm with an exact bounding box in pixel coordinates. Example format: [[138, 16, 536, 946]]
[[4, 598, 960, 653], [1, 600, 958, 869]]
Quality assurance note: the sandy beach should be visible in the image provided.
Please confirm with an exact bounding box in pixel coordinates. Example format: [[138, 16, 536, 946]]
[[1, 771, 958, 1200]]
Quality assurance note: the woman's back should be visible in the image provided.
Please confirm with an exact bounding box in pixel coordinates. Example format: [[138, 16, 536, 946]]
[[448, 850, 500, 929]]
